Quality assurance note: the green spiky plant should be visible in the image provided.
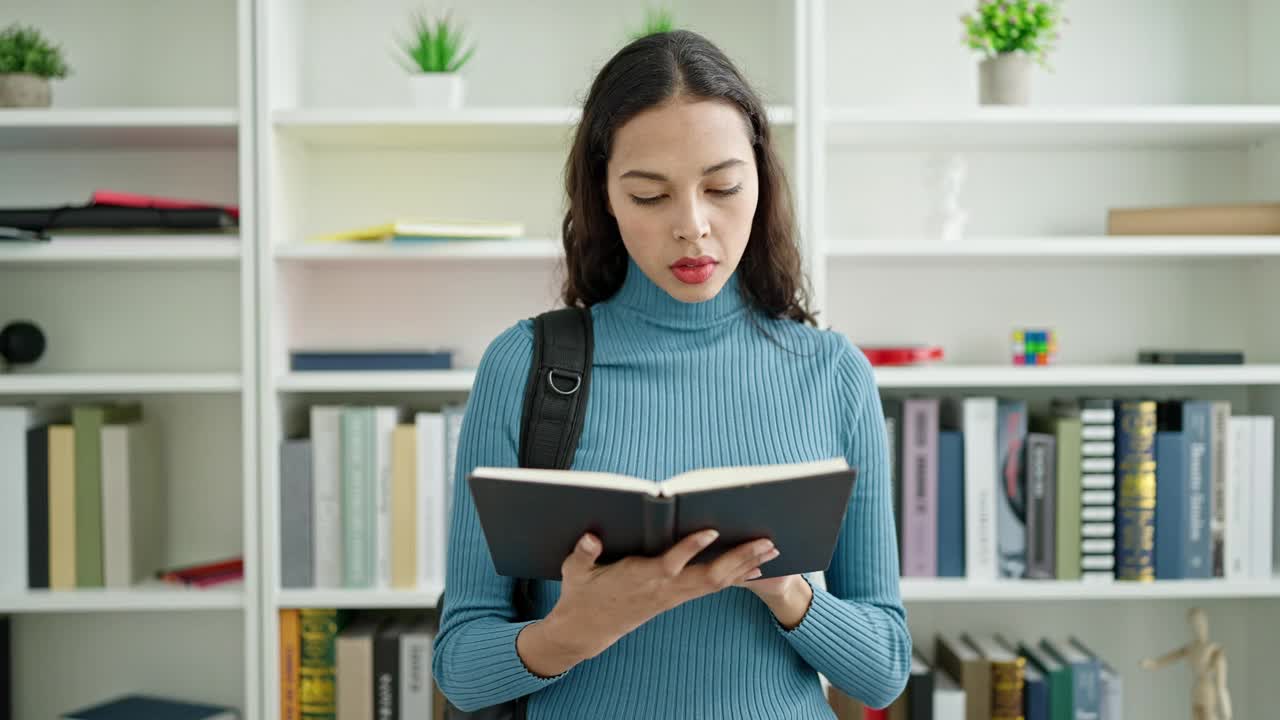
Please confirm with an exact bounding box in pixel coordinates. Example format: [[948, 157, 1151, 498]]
[[960, 0, 1064, 69], [628, 6, 677, 41], [397, 9, 475, 73], [0, 23, 71, 78]]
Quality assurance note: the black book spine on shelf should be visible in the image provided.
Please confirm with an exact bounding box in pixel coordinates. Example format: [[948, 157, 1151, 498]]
[[1137, 350, 1245, 365], [25, 427, 49, 589], [1, 615, 9, 720], [373, 619, 400, 720]]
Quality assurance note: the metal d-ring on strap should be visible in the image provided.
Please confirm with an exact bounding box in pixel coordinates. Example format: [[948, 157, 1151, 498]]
[[547, 368, 582, 395]]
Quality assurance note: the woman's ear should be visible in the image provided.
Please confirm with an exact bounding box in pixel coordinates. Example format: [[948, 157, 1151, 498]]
[[605, 187, 614, 217]]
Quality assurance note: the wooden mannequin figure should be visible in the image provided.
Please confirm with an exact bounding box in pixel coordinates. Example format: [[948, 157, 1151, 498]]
[[1140, 607, 1231, 720]]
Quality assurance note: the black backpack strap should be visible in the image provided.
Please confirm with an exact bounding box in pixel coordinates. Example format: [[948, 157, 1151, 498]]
[[519, 307, 593, 470], [444, 307, 592, 720]]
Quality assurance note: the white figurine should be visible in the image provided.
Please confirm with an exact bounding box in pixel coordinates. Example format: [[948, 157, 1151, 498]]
[[928, 152, 969, 243], [1140, 607, 1231, 720]]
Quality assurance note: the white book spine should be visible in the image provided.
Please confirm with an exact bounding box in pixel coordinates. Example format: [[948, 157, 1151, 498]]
[[373, 406, 399, 589], [417, 412, 448, 589], [100, 426, 132, 588], [963, 397, 998, 581], [0, 408, 32, 591], [1225, 417, 1253, 580], [399, 622, 435, 718], [311, 406, 344, 588], [1251, 417, 1274, 579]]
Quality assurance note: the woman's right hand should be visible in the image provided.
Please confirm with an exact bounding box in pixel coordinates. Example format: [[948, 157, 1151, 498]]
[[541, 529, 781, 665]]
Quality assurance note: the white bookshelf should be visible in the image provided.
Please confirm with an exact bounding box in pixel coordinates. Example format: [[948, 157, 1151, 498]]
[[0, 236, 242, 265], [9, 0, 1274, 717], [0, 586, 246, 614], [1, 0, 257, 718], [0, 108, 239, 150]]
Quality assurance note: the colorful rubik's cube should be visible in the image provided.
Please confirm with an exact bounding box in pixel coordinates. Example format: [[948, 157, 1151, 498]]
[[1012, 328, 1057, 366]]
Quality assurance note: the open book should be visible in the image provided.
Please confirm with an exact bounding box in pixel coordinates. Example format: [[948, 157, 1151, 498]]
[[468, 457, 856, 581]]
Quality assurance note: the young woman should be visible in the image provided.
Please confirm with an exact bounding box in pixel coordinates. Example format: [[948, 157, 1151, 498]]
[[432, 29, 910, 719]]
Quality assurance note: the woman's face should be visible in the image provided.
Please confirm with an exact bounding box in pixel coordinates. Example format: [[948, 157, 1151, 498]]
[[605, 97, 759, 304]]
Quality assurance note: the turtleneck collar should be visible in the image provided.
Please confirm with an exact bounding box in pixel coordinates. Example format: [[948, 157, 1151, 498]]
[[605, 255, 748, 329]]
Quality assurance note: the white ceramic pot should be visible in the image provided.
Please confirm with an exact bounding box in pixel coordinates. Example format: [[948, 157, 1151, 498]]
[[978, 53, 1032, 105], [409, 73, 465, 109], [0, 73, 52, 108]]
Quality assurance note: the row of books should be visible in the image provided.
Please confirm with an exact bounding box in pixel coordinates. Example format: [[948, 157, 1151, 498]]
[[279, 609, 444, 720], [828, 633, 1121, 720], [0, 403, 164, 591], [884, 395, 1275, 581], [0, 190, 240, 240], [278, 405, 464, 590]]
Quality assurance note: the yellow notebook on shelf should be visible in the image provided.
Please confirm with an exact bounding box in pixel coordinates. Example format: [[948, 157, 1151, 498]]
[[309, 219, 525, 243]]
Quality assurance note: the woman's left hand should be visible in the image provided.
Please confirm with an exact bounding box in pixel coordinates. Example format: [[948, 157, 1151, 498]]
[[735, 572, 814, 630]]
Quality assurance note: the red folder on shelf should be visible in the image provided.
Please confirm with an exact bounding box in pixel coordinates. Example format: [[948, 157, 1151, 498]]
[[91, 190, 240, 220]]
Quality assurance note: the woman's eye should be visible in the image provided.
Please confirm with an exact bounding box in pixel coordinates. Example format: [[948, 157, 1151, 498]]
[[630, 195, 664, 206], [710, 184, 743, 196]]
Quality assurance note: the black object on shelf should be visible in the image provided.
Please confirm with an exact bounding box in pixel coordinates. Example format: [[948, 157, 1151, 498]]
[[1137, 349, 1245, 365], [0, 204, 237, 233], [0, 320, 46, 370]]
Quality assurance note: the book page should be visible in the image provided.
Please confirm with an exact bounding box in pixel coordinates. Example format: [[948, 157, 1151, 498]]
[[658, 457, 849, 496], [469, 466, 659, 495]]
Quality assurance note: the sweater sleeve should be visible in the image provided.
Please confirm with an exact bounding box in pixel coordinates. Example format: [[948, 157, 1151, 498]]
[[773, 334, 912, 709], [431, 321, 572, 711]]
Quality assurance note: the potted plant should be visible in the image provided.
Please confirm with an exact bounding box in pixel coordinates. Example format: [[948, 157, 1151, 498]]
[[960, 0, 1064, 105], [628, 6, 677, 41], [396, 9, 474, 109], [0, 23, 71, 108]]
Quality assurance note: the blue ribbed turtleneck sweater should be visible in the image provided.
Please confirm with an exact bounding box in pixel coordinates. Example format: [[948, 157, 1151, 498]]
[[432, 257, 911, 718]]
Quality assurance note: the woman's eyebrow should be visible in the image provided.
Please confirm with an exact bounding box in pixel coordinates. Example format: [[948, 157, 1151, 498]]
[[619, 158, 746, 182]]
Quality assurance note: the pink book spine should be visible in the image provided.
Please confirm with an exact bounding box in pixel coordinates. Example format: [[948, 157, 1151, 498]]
[[901, 398, 939, 576], [91, 190, 240, 219]]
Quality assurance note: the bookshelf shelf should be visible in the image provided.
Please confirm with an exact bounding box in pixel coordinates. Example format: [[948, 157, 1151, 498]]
[[273, 106, 794, 149], [0, 237, 242, 265], [275, 585, 443, 610], [873, 365, 1280, 389], [826, 105, 1280, 149], [276, 370, 476, 393], [273, 238, 562, 261], [826, 236, 1280, 259], [0, 373, 244, 395], [899, 578, 1280, 602], [0, 585, 245, 614], [0, 108, 239, 150], [274, 366, 1280, 394]]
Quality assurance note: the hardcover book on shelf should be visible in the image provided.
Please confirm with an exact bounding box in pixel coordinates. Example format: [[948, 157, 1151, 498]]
[[468, 458, 856, 581], [309, 219, 524, 243], [289, 350, 453, 372]]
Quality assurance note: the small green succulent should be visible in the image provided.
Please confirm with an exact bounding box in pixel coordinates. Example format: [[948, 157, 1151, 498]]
[[0, 23, 71, 78]]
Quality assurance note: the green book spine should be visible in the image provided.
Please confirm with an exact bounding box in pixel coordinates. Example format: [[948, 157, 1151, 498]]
[[72, 403, 142, 587], [341, 408, 374, 588], [299, 608, 346, 720], [1054, 418, 1083, 580]]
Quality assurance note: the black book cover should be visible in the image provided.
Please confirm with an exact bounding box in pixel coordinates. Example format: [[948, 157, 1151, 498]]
[[25, 426, 49, 589], [907, 648, 935, 720], [1, 615, 9, 720], [373, 619, 400, 720], [468, 458, 856, 581]]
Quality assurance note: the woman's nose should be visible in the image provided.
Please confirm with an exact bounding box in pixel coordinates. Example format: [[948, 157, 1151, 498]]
[[672, 195, 710, 242]]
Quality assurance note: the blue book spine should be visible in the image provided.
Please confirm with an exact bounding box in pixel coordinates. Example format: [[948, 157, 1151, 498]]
[[937, 430, 965, 577], [1025, 667, 1051, 720], [290, 351, 453, 371], [1154, 431, 1188, 579], [1182, 401, 1213, 578]]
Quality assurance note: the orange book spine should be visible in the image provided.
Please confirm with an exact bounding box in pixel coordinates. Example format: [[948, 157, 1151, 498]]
[[280, 609, 301, 720]]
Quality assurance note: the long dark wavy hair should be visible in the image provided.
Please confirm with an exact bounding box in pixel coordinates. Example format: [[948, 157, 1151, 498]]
[[559, 30, 817, 327]]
